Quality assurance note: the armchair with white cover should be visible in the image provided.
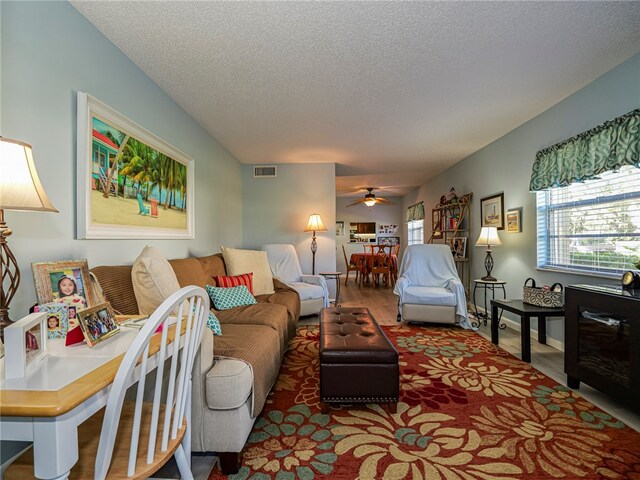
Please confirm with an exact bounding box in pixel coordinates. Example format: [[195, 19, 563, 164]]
[[393, 244, 473, 329], [262, 244, 329, 316]]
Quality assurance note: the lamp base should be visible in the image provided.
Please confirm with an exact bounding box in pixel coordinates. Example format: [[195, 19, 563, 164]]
[[480, 275, 498, 282], [1, 209, 20, 341]]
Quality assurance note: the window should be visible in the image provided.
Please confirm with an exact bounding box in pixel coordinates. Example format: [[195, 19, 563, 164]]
[[407, 220, 424, 246], [537, 165, 640, 276]]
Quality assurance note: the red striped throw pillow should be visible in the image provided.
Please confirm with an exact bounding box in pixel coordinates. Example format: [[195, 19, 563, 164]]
[[213, 272, 254, 295]]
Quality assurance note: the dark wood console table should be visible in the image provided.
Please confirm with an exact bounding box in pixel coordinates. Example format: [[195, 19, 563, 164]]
[[565, 284, 640, 412]]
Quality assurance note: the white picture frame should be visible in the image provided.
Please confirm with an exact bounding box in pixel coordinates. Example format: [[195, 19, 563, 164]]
[[4, 312, 48, 380], [76, 92, 195, 239]]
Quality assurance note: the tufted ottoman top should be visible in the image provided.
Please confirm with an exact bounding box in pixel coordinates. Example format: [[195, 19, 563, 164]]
[[320, 307, 398, 364]]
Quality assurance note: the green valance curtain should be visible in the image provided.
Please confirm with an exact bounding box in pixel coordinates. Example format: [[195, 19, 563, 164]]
[[530, 108, 640, 191], [406, 202, 424, 222]]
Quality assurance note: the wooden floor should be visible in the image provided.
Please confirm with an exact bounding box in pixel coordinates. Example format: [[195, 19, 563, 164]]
[[162, 281, 640, 478]]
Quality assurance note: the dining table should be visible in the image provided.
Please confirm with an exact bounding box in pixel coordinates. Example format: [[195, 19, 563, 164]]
[[349, 252, 399, 285]]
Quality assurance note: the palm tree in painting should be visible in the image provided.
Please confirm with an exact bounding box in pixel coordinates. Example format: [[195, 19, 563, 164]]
[[120, 138, 154, 197], [176, 163, 187, 211], [163, 158, 179, 210]]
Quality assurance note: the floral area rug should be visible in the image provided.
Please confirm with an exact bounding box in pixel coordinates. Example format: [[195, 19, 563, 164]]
[[209, 324, 640, 480]]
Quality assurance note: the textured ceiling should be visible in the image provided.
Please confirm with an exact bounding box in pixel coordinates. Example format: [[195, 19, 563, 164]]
[[71, 1, 640, 197]]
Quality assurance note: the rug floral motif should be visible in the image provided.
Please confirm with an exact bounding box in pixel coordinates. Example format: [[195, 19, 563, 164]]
[[209, 325, 640, 480]]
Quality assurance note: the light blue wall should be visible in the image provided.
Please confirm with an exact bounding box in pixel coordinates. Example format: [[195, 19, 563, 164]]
[[242, 164, 337, 290], [404, 53, 640, 346], [1, 1, 243, 316]]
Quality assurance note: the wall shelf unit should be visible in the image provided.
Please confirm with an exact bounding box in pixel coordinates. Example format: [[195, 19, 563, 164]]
[[428, 192, 473, 296]]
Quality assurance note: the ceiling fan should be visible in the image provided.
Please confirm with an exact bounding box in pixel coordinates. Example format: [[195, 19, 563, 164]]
[[346, 188, 395, 207]]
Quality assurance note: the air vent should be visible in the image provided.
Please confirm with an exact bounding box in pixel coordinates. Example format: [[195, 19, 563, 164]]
[[253, 165, 277, 177]]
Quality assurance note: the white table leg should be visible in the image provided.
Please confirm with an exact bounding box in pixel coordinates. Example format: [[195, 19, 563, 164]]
[[33, 416, 78, 480]]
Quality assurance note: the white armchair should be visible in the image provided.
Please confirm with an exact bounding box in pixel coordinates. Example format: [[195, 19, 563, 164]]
[[393, 244, 473, 329], [262, 244, 329, 316]]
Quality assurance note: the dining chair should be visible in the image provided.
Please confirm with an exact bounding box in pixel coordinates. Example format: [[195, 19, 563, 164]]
[[371, 249, 393, 288], [363, 244, 374, 254], [5, 286, 209, 480], [342, 244, 360, 286]]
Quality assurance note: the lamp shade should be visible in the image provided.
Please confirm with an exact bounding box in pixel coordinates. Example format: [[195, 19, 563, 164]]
[[475, 227, 502, 247], [304, 213, 327, 232], [0, 137, 57, 212]]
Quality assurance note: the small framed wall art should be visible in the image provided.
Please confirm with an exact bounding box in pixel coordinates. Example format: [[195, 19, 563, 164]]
[[480, 193, 505, 230], [506, 207, 523, 233]]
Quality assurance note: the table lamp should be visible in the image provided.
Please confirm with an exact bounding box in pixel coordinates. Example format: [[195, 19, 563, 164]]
[[475, 226, 502, 282], [0, 137, 58, 338], [304, 213, 327, 275]]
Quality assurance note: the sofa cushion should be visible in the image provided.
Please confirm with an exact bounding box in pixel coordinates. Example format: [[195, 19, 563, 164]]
[[213, 273, 254, 295], [255, 282, 299, 341], [206, 285, 257, 310], [221, 247, 274, 296], [196, 253, 228, 279], [91, 265, 138, 315], [205, 358, 252, 410], [287, 282, 324, 301], [207, 311, 223, 336], [169, 257, 209, 289], [131, 246, 182, 315], [216, 302, 290, 353], [212, 324, 282, 416], [403, 286, 456, 306]]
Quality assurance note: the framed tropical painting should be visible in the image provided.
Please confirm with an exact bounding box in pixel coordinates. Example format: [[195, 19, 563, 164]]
[[76, 92, 195, 239]]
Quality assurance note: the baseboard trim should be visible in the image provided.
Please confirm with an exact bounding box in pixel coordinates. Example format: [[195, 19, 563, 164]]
[[473, 305, 565, 353]]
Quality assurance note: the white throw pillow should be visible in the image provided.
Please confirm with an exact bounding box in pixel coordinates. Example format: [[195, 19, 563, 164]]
[[131, 246, 182, 315], [221, 246, 275, 296]]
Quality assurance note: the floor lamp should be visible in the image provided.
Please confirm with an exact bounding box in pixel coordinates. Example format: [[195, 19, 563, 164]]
[[475, 226, 502, 281], [0, 137, 58, 339], [304, 213, 327, 275]]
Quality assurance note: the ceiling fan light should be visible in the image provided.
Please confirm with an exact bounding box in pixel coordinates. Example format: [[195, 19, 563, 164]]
[[364, 199, 376, 207]]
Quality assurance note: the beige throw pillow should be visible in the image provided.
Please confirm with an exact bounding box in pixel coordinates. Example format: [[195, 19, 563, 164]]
[[132, 246, 182, 315], [221, 246, 275, 296]]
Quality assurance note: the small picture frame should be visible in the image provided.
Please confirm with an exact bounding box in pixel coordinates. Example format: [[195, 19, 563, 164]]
[[448, 237, 468, 259], [506, 207, 523, 233], [432, 211, 443, 239], [336, 221, 345, 236], [77, 303, 120, 347], [31, 259, 101, 309], [34, 302, 69, 339], [480, 193, 505, 230], [378, 236, 400, 246], [3, 312, 48, 380]]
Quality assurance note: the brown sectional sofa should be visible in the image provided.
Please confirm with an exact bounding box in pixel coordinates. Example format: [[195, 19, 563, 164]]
[[91, 253, 300, 474]]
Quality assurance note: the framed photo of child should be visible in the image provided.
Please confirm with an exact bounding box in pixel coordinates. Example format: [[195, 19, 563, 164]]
[[77, 303, 120, 347], [31, 260, 102, 309], [34, 302, 69, 339]]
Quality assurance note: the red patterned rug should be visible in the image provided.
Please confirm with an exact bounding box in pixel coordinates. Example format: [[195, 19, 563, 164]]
[[209, 325, 640, 479]]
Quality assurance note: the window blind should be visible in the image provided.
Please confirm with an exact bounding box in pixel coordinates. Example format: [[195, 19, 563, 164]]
[[537, 165, 640, 276]]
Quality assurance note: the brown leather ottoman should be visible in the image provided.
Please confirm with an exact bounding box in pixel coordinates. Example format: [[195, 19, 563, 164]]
[[320, 307, 399, 410]]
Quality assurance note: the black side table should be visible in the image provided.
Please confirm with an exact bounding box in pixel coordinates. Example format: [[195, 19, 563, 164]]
[[319, 272, 342, 306], [472, 279, 506, 327], [490, 299, 564, 363]]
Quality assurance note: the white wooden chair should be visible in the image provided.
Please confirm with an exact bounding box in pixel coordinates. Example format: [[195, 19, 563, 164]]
[[5, 285, 209, 479]]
